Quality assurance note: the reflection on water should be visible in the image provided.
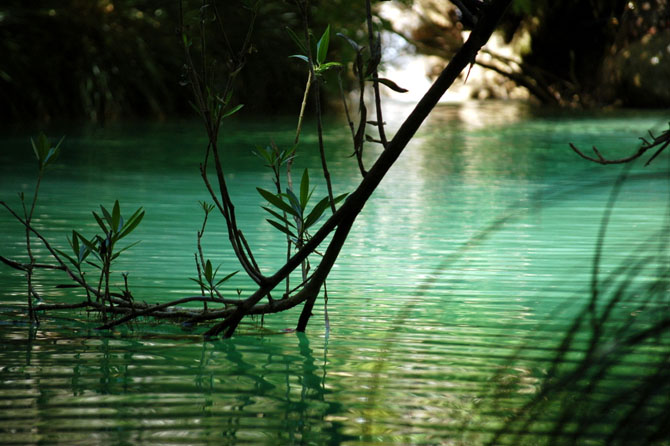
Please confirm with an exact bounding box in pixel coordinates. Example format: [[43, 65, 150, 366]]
[[0, 327, 348, 445], [1, 102, 668, 445]]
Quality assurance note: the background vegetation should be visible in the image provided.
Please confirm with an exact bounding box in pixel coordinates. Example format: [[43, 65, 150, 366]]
[[1, 0, 668, 123]]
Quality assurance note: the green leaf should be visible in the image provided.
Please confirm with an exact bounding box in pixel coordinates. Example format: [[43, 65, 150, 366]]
[[111, 200, 121, 233], [71, 230, 79, 256], [118, 209, 144, 239], [289, 54, 310, 64], [100, 205, 113, 229], [43, 147, 58, 166], [30, 137, 40, 162], [111, 240, 141, 260], [257, 188, 298, 217], [222, 103, 244, 118], [92, 211, 108, 233], [199, 201, 215, 214], [79, 236, 101, 261], [316, 25, 331, 66], [266, 219, 297, 239], [304, 196, 330, 230], [279, 144, 298, 165], [262, 206, 296, 228], [55, 248, 78, 267], [375, 77, 408, 93], [283, 189, 302, 217], [286, 27, 308, 55], [36, 133, 49, 159], [31, 132, 64, 170], [215, 270, 239, 286], [300, 169, 309, 210], [204, 260, 213, 283], [86, 261, 102, 270], [304, 193, 348, 229], [78, 243, 91, 264], [337, 32, 361, 52], [189, 277, 207, 289], [252, 145, 274, 165], [53, 135, 65, 152]]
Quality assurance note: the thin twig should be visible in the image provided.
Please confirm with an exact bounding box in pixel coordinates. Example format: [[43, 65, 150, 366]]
[[570, 126, 670, 166]]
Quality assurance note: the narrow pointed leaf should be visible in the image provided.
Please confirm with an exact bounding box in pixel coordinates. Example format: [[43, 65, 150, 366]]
[[257, 188, 298, 216], [100, 205, 113, 227], [267, 219, 297, 239], [78, 235, 98, 253], [316, 25, 331, 65], [37, 133, 49, 159], [71, 231, 79, 255], [111, 200, 121, 233], [286, 27, 308, 54], [283, 189, 302, 217], [55, 248, 78, 267], [44, 147, 58, 166], [86, 260, 102, 270], [337, 32, 361, 52], [303, 196, 331, 230], [189, 277, 207, 289], [222, 103, 244, 118], [262, 207, 296, 228], [375, 77, 409, 93], [215, 270, 239, 286], [92, 211, 108, 233], [31, 137, 40, 162], [205, 260, 213, 283], [54, 135, 65, 151], [119, 209, 144, 239], [112, 240, 141, 259], [289, 54, 310, 64], [78, 243, 91, 264], [304, 193, 348, 229]]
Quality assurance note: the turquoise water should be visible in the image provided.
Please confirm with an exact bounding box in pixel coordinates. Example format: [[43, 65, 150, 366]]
[[1, 102, 668, 445]]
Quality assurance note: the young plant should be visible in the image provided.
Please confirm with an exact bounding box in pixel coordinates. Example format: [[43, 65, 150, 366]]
[[80, 201, 145, 320], [55, 230, 95, 303], [190, 259, 239, 300], [253, 142, 297, 193], [288, 25, 342, 76], [191, 201, 239, 308], [258, 169, 348, 249], [23, 133, 64, 322]]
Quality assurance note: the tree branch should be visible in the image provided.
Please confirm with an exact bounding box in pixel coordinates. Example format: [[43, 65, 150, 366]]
[[570, 125, 670, 166]]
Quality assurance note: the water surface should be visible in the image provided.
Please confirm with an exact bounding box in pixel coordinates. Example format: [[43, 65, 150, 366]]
[[1, 101, 668, 445]]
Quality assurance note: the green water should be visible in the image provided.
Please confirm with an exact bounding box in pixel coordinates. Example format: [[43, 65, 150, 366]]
[[1, 102, 669, 445]]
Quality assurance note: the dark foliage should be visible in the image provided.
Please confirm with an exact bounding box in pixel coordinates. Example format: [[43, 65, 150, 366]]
[[0, 0, 369, 123]]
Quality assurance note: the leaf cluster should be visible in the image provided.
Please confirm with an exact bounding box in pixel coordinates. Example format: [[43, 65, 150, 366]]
[[57, 200, 145, 270], [31, 132, 64, 173], [190, 259, 238, 292], [258, 169, 347, 244], [288, 25, 343, 76]]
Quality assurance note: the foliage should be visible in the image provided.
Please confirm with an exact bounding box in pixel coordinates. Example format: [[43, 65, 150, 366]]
[[258, 169, 348, 246], [0, 0, 381, 123], [499, 0, 670, 106], [0, 1, 189, 122]]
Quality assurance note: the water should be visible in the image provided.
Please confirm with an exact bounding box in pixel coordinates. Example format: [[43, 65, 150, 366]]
[[1, 102, 669, 445]]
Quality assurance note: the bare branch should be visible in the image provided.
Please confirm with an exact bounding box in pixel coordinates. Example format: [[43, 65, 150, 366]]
[[570, 125, 670, 166]]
